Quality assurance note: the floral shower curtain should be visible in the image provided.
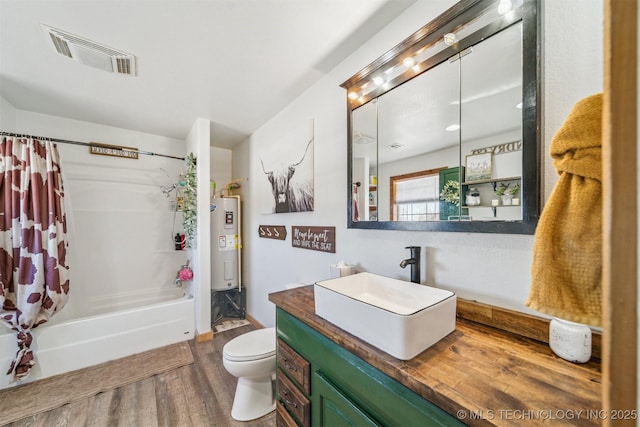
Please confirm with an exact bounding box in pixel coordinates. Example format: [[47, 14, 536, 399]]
[[0, 136, 69, 382]]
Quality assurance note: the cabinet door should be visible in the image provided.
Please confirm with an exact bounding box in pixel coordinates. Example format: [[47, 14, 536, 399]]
[[314, 371, 381, 427]]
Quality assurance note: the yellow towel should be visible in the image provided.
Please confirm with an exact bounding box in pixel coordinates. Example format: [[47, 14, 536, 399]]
[[526, 93, 602, 326]]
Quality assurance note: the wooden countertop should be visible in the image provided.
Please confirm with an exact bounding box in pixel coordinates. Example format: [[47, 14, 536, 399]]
[[269, 286, 602, 427]]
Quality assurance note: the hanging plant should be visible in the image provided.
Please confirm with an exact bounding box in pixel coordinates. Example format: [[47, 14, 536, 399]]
[[439, 180, 460, 206], [182, 152, 197, 249]]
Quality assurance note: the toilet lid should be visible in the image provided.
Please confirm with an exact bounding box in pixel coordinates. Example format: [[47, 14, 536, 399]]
[[223, 327, 276, 362]]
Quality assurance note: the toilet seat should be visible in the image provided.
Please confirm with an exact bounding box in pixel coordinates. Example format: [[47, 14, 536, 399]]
[[223, 327, 276, 362]]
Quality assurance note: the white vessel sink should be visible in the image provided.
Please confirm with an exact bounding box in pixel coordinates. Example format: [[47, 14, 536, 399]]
[[314, 272, 456, 360]]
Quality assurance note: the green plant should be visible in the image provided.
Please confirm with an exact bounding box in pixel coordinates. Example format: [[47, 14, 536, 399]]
[[182, 152, 197, 249], [505, 182, 520, 196], [439, 180, 460, 206], [495, 182, 520, 196], [495, 183, 509, 196]]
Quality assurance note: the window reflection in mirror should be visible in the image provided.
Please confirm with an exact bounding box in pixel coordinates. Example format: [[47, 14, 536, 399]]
[[390, 169, 444, 221]]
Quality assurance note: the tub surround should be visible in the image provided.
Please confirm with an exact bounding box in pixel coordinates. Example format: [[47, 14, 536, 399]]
[[269, 286, 601, 426]]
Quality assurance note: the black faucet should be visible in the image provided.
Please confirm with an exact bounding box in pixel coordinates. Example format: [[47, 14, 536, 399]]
[[399, 246, 421, 284]]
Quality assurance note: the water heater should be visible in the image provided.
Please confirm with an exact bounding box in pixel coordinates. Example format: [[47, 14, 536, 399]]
[[210, 197, 240, 290]]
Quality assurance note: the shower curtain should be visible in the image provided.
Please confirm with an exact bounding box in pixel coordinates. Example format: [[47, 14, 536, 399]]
[[0, 136, 69, 382]]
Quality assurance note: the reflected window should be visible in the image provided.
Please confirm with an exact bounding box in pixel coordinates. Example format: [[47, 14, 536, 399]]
[[391, 168, 444, 221]]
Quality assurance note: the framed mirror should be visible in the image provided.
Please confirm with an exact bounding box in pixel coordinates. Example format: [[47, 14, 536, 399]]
[[343, 0, 540, 234]]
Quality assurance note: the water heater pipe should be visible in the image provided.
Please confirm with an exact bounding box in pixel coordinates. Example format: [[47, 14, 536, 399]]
[[226, 195, 242, 293]]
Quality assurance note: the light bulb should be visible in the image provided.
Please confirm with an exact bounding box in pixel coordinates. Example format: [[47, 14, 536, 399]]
[[403, 57, 415, 68], [444, 33, 457, 46], [498, 0, 512, 15], [372, 76, 385, 86], [348, 92, 359, 101]]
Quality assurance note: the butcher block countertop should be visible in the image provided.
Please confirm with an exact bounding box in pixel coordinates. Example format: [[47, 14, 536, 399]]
[[269, 285, 602, 427]]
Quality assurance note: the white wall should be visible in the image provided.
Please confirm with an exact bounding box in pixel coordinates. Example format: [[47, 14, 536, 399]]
[[186, 118, 212, 336], [0, 96, 16, 131], [235, 0, 604, 327], [211, 147, 232, 199], [542, 0, 604, 198]]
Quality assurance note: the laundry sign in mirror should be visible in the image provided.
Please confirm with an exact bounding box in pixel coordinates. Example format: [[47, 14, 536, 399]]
[[291, 226, 335, 253]]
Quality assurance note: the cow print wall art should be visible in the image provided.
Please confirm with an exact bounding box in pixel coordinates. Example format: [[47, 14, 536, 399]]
[[259, 119, 314, 214]]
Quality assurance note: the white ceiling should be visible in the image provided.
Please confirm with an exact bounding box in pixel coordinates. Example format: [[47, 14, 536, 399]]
[[0, 0, 417, 148]]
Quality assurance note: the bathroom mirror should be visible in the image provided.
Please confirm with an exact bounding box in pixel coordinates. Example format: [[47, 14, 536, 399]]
[[343, 0, 540, 234]]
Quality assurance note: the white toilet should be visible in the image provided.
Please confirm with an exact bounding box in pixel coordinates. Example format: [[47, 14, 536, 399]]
[[222, 327, 277, 421]]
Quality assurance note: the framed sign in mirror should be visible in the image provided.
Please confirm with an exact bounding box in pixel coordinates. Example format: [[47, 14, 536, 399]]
[[342, 0, 540, 234]]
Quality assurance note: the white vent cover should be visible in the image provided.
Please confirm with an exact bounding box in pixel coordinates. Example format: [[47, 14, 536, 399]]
[[41, 24, 136, 76]]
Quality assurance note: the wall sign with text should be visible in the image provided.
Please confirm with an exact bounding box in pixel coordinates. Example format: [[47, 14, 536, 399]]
[[89, 142, 139, 159], [291, 226, 335, 253]]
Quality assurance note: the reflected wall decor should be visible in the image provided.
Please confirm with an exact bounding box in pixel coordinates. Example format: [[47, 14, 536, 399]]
[[465, 153, 493, 182], [259, 119, 314, 214]]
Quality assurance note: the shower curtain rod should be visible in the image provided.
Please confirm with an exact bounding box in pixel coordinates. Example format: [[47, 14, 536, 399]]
[[0, 131, 186, 161]]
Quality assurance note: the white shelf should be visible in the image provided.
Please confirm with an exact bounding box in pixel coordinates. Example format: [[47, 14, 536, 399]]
[[462, 176, 521, 185]]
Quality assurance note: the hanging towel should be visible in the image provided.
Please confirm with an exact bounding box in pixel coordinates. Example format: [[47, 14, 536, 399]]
[[526, 93, 603, 326]]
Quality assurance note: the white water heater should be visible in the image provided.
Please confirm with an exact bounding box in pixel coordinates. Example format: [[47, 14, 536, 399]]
[[210, 197, 240, 290]]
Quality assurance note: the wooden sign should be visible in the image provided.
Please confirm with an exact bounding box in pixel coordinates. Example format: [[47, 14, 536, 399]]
[[89, 142, 139, 159], [258, 225, 287, 240], [292, 226, 335, 253]]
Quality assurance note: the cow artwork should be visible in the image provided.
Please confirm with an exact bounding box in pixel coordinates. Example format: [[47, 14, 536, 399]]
[[261, 137, 314, 213]]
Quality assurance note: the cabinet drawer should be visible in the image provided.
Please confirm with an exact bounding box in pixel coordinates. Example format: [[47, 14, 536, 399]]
[[278, 368, 311, 427], [276, 401, 299, 427], [277, 338, 310, 394]]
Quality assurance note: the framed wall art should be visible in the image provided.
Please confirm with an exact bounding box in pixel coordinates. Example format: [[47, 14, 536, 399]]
[[465, 153, 492, 182], [258, 119, 314, 214]]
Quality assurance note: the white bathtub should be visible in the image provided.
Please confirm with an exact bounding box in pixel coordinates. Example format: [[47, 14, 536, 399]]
[[0, 289, 194, 390]]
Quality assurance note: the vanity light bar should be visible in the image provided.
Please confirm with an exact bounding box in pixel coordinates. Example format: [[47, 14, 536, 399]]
[[342, 0, 523, 106]]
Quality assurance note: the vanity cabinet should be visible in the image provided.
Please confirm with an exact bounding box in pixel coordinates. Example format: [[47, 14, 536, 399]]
[[276, 338, 311, 427], [276, 308, 464, 427]]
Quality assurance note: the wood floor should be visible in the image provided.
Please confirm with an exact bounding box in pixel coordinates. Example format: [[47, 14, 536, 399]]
[[5, 324, 275, 427]]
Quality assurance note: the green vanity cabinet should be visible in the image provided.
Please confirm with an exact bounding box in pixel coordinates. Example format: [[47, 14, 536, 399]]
[[314, 371, 380, 426], [276, 308, 465, 427]]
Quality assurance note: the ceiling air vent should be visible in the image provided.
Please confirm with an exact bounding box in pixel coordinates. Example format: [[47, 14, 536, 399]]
[[41, 24, 137, 76]]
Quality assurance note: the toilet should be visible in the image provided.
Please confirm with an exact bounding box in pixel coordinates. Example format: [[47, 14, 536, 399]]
[[222, 327, 277, 421]]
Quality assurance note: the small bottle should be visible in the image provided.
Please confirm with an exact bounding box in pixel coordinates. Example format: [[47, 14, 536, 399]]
[[174, 233, 182, 250]]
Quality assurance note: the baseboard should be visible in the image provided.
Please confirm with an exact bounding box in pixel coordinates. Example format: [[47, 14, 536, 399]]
[[246, 314, 264, 329], [195, 329, 214, 342]]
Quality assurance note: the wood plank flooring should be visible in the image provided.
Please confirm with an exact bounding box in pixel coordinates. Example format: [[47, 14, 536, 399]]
[[4, 324, 275, 427]]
